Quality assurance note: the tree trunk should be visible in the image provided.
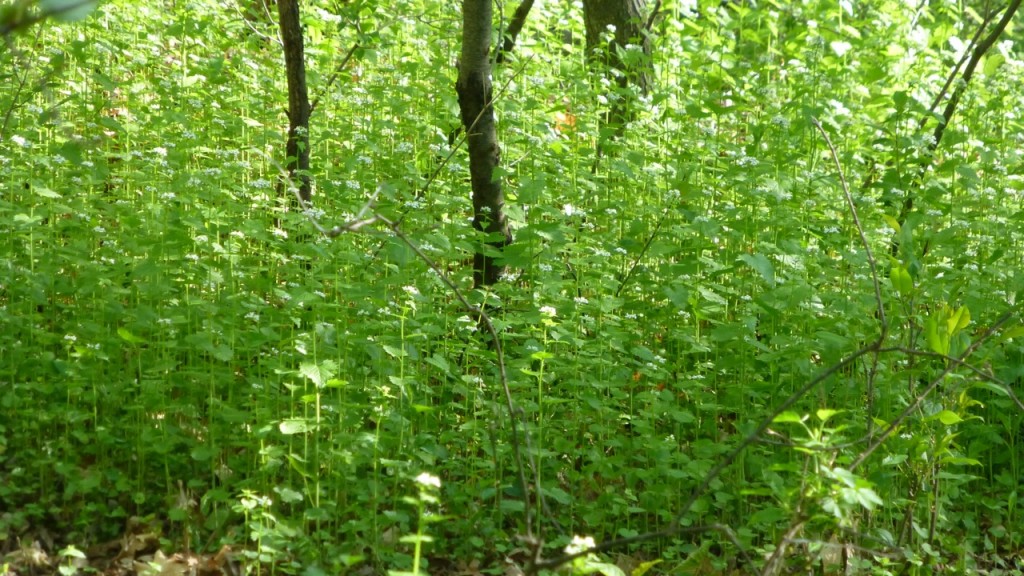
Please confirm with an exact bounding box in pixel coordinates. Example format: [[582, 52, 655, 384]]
[[457, 0, 512, 288], [582, 0, 651, 131], [277, 0, 311, 203]]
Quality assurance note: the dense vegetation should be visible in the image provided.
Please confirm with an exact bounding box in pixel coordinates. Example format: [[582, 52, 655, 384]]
[[1, 0, 1023, 574]]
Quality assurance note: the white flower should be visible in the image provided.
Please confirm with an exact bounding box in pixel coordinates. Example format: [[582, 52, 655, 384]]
[[565, 535, 596, 555], [415, 472, 441, 489], [540, 306, 557, 317], [10, 135, 27, 147]]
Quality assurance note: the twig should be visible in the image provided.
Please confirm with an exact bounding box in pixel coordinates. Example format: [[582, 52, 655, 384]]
[[849, 307, 1018, 470], [614, 207, 668, 298], [310, 39, 361, 116]]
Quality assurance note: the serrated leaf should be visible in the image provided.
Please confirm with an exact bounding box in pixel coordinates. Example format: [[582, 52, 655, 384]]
[[34, 186, 62, 199], [300, 361, 326, 387], [383, 344, 407, 358], [739, 253, 775, 286], [275, 486, 304, 503], [280, 419, 314, 435], [854, 486, 883, 510]]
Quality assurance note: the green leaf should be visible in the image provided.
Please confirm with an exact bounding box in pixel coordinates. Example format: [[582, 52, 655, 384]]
[[925, 316, 949, 355], [983, 53, 1005, 76], [34, 186, 62, 199], [882, 214, 901, 233], [383, 344, 407, 358], [117, 327, 147, 344], [274, 486, 304, 503], [773, 411, 804, 424], [631, 560, 663, 576], [816, 409, 841, 423], [892, 91, 908, 111], [948, 306, 970, 334], [941, 456, 981, 466], [39, 0, 97, 22], [1000, 325, 1024, 341], [739, 253, 775, 286], [300, 361, 330, 387], [929, 410, 963, 426], [889, 265, 913, 297], [279, 419, 314, 435]]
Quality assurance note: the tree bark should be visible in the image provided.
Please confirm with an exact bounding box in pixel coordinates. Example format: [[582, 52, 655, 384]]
[[277, 0, 311, 202], [582, 0, 651, 131], [458, 0, 512, 288], [495, 0, 535, 64]]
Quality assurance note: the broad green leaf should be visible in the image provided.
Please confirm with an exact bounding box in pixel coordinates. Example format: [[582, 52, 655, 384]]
[[300, 362, 325, 387], [892, 91, 908, 111], [773, 411, 804, 424], [889, 266, 913, 297], [117, 327, 146, 344], [34, 186, 62, 199], [853, 486, 883, 510], [739, 253, 775, 286], [275, 486, 304, 503], [1000, 325, 1024, 341], [925, 316, 948, 355], [382, 344, 407, 358], [983, 53, 1005, 76], [882, 214, 901, 233], [280, 419, 314, 435], [816, 409, 841, 423], [948, 306, 970, 333], [40, 0, 97, 22], [928, 410, 963, 425]]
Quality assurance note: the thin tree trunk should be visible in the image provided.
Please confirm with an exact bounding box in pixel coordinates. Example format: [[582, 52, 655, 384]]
[[582, 0, 651, 131], [495, 0, 535, 64], [278, 0, 311, 203], [458, 0, 512, 287]]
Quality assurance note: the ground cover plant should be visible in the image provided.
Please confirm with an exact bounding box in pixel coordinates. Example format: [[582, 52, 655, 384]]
[[1, 0, 1023, 574]]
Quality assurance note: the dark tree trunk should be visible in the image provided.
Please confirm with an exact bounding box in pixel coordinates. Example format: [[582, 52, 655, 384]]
[[457, 0, 512, 288], [582, 0, 651, 131], [495, 0, 535, 63], [277, 0, 311, 202]]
